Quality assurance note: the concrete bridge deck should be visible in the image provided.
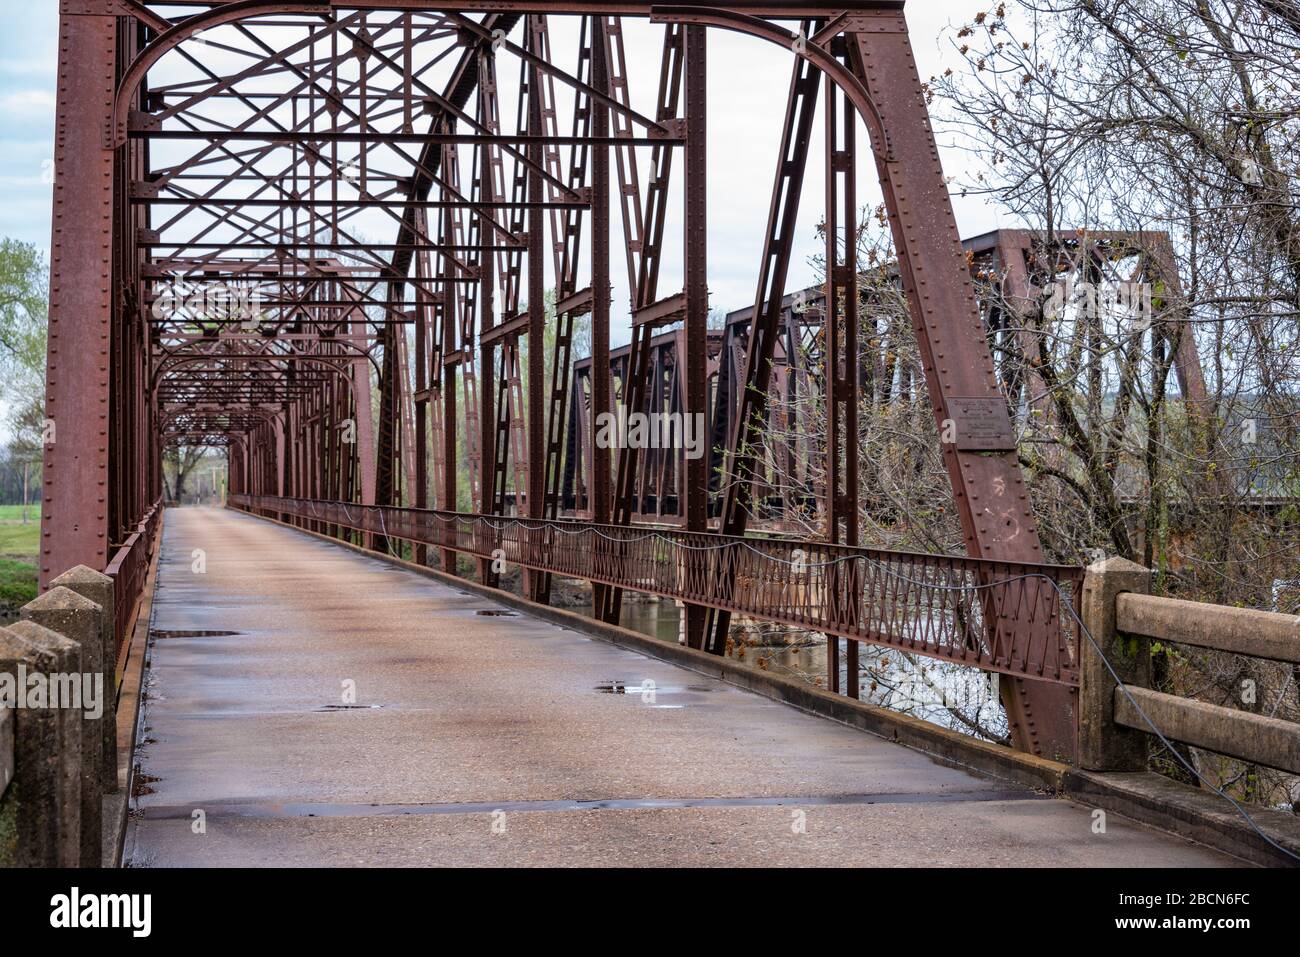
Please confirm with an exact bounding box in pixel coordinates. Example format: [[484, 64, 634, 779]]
[[125, 507, 1238, 867]]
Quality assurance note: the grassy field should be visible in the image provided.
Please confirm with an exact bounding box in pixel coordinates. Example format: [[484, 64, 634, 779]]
[[0, 505, 40, 622], [0, 558, 37, 623], [0, 521, 39, 559]]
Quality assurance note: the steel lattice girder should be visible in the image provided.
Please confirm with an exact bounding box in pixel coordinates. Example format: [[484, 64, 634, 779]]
[[40, 0, 1148, 761], [565, 228, 1208, 528]]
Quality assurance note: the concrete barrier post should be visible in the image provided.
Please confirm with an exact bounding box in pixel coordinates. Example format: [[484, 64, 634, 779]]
[[1078, 557, 1153, 771], [0, 624, 83, 867], [22, 587, 105, 867], [50, 565, 118, 793]]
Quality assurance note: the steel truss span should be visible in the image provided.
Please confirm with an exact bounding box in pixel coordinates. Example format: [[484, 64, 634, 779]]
[[46, 0, 1187, 761]]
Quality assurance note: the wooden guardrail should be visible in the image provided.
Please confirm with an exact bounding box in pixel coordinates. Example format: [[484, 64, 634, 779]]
[[1117, 594, 1300, 665], [1114, 592, 1300, 775], [1114, 687, 1300, 776], [1080, 557, 1300, 775]]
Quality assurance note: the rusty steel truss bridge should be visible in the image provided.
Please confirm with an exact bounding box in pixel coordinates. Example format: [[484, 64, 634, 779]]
[[42, 0, 1215, 766]]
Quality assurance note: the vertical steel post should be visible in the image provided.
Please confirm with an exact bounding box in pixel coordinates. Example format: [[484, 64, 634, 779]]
[[682, 24, 708, 649], [823, 63, 860, 697], [413, 250, 430, 565], [375, 287, 401, 554], [590, 16, 613, 616], [524, 21, 548, 601], [41, 6, 119, 588], [478, 88, 498, 586], [440, 142, 460, 572]]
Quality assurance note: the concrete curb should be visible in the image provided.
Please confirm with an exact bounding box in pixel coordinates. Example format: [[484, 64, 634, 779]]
[[231, 507, 1296, 868], [105, 513, 165, 868], [1064, 769, 1300, 868]]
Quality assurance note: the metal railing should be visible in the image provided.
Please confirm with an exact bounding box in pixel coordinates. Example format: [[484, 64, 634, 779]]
[[230, 494, 1083, 686], [103, 499, 162, 666]]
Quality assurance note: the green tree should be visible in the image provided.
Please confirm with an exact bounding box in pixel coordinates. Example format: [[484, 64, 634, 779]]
[[0, 239, 48, 383], [0, 239, 48, 519]]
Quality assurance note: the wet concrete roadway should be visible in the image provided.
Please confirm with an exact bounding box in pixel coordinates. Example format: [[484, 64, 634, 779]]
[[125, 507, 1241, 867]]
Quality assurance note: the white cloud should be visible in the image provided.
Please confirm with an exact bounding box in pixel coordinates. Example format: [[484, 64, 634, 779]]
[[0, 89, 54, 111]]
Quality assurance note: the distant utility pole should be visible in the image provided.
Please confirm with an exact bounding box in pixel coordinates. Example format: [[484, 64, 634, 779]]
[[209, 466, 226, 505], [22, 460, 32, 524]]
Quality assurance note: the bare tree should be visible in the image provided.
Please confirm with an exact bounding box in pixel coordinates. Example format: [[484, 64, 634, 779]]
[[922, 0, 1300, 806], [164, 445, 211, 503]]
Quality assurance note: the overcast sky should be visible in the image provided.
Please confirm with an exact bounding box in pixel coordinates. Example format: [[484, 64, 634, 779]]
[[0, 2, 1006, 350]]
